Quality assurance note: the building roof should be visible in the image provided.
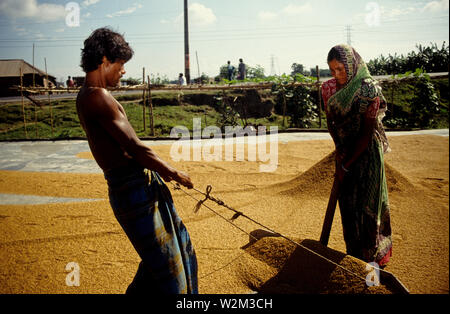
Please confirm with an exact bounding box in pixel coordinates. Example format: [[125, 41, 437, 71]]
[[0, 59, 55, 79]]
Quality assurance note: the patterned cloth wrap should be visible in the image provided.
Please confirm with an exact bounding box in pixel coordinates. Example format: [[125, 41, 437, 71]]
[[322, 44, 393, 267], [104, 160, 198, 294]]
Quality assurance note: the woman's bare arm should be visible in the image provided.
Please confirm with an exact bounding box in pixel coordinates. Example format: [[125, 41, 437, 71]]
[[336, 114, 376, 182]]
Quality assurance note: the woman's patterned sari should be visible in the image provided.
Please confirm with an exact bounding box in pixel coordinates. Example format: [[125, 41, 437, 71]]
[[322, 44, 392, 266]]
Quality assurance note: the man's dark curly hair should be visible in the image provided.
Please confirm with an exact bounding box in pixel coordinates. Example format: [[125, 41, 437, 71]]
[[80, 27, 134, 73]]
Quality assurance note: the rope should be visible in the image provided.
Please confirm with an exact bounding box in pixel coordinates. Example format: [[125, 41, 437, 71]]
[[170, 182, 372, 283], [172, 183, 260, 244]]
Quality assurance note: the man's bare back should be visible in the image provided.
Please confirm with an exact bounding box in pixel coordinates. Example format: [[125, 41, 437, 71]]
[[77, 86, 135, 171]]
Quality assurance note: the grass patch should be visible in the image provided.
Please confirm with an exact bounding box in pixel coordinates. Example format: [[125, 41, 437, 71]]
[[0, 100, 85, 140], [1, 79, 447, 140], [0, 98, 287, 140]]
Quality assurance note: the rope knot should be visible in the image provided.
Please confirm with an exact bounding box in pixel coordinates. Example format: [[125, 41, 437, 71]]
[[193, 185, 213, 213]]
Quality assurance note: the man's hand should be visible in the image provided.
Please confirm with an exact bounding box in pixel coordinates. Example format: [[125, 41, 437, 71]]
[[173, 170, 194, 189], [161, 169, 194, 189]]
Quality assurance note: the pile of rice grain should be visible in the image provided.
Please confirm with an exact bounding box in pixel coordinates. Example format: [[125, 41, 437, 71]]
[[235, 235, 398, 294]]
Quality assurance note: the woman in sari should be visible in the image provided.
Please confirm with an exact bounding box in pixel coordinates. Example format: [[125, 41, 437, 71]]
[[322, 44, 392, 267]]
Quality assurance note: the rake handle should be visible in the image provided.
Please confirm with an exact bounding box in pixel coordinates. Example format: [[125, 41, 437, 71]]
[[320, 176, 340, 246]]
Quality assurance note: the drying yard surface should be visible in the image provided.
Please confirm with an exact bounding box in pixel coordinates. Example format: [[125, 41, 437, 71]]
[[0, 134, 448, 294]]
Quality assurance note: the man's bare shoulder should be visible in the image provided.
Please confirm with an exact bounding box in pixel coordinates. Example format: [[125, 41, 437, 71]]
[[79, 87, 112, 103], [78, 87, 118, 114]]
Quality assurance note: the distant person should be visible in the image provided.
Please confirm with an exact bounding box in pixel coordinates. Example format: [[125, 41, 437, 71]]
[[237, 58, 246, 80], [67, 76, 75, 88], [226, 60, 235, 80], [322, 44, 392, 267], [76, 27, 198, 294], [178, 73, 187, 86]]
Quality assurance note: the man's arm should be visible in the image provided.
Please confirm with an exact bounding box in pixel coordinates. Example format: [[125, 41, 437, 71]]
[[90, 88, 193, 188]]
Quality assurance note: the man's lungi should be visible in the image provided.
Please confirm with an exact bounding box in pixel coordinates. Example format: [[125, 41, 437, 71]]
[[104, 161, 198, 294]]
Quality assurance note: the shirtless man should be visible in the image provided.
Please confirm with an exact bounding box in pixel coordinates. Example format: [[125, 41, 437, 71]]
[[76, 27, 198, 294]]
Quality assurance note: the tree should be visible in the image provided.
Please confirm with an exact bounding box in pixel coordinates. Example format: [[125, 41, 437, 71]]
[[291, 63, 305, 76], [218, 64, 265, 81], [200, 73, 210, 84], [150, 73, 170, 84], [246, 65, 265, 79], [309, 67, 330, 77], [367, 42, 449, 75], [219, 64, 232, 80], [410, 70, 440, 128], [271, 76, 317, 128], [120, 77, 141, 86]]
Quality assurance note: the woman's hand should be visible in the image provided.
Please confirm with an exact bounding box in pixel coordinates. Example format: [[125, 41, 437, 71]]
[[334, 149, 348, 183], [335, 149, 346, 165], [335, 164, 347, 183]]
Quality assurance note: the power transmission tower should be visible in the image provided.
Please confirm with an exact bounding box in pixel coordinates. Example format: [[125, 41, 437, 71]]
[[270, 54, 276, 76], [345, 25, 353, 46]]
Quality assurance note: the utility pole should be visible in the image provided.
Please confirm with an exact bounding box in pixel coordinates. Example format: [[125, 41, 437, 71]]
[[184, 0, 190, 84], [32, 43, 35, 87], [196, 50, 200, 81]]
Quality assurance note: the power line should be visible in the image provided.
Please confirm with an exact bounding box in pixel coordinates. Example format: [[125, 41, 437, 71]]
[[0, 14, 447, 45], [1, 25, 446, 46], [0, 16, 447, 49], [1, 13, 447, 39], [0, 9, 180, 28]]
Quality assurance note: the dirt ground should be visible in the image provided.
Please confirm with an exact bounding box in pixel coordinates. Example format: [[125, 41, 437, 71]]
[[0, 134, 448, 294]]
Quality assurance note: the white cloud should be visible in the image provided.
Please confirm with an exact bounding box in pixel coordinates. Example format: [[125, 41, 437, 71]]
[[353, 4, 419, 24], [13, 25, 27, 36], [82, 0, 100, 7], [189, 3, 216, 26], [106, 3, 143, 18], [258, 11, 278, 21], [422, 0, 449, 12], [281, 3, 313, 16], [174, 2, 216, 27], [14, 26, 26, 32], [84, 12, 91, 18], [54, 28, 65, 33], [0, 0, 66, 21], [381, 6, 417, 19], [258, 3, 312, 21]]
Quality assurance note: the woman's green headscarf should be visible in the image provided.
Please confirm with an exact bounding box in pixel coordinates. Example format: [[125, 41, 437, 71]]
[[327, 44, 390, 153]]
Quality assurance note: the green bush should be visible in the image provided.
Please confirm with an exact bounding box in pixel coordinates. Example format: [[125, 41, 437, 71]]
[[271, 75, 317, 128], [410, 73, 440, 128]]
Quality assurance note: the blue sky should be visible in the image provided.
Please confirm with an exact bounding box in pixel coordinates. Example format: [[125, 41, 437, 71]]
[[0, 0, 448, 83]]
